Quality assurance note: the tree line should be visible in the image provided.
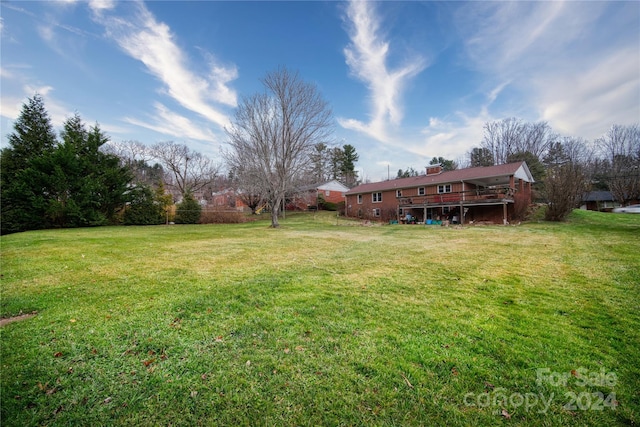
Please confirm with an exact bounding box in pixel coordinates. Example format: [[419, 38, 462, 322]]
[[1, 69, 360, 232], [469, 118, 639, 221], [396, 118, 638, 222], [2, 67, 636, 232], [1, 97, 131, 234]]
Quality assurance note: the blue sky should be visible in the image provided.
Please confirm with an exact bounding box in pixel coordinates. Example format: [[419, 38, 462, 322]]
[[1, 1, 638, 182]]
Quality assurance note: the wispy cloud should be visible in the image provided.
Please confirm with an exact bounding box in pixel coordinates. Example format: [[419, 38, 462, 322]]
[[92, 2, 237, 129], [455, 1, 639, 139], [419, 112, 489, 162], [88, 0, 116, 14], [124, 102, 217, 142], [536, 44, 640, 138], [339, 0, 426, 142]]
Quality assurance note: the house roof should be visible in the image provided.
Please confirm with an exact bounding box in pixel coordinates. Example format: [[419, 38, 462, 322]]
[[345, 162, 534, 195], [582, 191, 614, 202], [299, 180, 350, 193], [317, 180, 350, 192]]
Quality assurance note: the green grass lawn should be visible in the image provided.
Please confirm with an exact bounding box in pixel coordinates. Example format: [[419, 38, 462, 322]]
[[1, 210, 639, 426]]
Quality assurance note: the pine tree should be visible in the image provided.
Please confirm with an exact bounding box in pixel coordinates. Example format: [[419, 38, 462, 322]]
[[5, 95, 57, 166], [85, 124, 132, 224], [123, 185, 164, 225], [1, 103, 132, 233], [174, 193, 202, 224], [1, 95, 58, 234], [50, 115, 132, 227], [341, 144, 359, 187]]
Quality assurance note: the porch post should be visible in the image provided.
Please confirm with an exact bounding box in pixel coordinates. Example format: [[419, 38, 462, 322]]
[[503, 202, 508, 225], [460, 180, 465, 225]]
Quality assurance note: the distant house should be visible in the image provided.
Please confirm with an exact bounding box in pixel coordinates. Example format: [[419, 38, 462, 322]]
[[581, 191, 619, 212], [344, 162, 534, 224], [289, 180, 350, 210], [211, 188, 247, 211]]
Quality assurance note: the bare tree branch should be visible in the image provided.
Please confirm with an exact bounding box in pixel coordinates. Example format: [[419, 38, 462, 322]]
[[152, 141, 219, 197], [225, 67, 334, 227], [596, 124, 640, 205]]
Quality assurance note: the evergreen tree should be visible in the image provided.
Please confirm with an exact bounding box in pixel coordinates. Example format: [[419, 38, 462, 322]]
[[397, 167, 420, 178], [123, 185, 164, 225], [309, 143, 330, 182], [43, 115, 132, 227], [1, 102, 132, 233], [155, 182, 173, 224], [429, 156, 458, 171], [86, 124, 133, 224], [5, 94, 57, 167], [174, 193, 201, 224], [508, 151, 546, 182], [1, 95, 58, 234], [469, 147, 494, 167], [340, 144, 359, 187]]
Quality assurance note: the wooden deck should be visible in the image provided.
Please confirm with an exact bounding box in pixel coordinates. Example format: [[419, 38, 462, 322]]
[[397, 186, 515, 208]]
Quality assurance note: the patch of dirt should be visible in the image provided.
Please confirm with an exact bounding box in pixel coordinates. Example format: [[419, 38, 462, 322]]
[[0, 311, 38, 327]]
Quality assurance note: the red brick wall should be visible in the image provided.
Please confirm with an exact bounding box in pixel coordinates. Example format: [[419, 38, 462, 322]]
[[321, 190, 345, 204], [345, 190, 398, 220]]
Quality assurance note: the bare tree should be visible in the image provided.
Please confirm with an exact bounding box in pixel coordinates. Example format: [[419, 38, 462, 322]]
[[542, 137, 592, 221], [104, 140, 163, 186], [225, 67, 334, 227], [309, 142, 331, 182], [229, 165, 266, 214], [518, 121, 555, 159], [595, 124, 640, 205], [481, 118, 556, 165], [152, 141, 219, 198], [104, 140, 154, 164], [481, 118, 524, 165]]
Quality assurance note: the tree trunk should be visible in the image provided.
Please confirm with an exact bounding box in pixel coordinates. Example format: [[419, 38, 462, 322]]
[[270, 196, 281, 228]]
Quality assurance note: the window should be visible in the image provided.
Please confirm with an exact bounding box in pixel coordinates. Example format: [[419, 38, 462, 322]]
[[325, 190, 330, 196], [438, 184, 452, 193], [399, 208, 404, 216], [396, 190, 402, 197], [357, 194, 363, 204], [418, 187, 425, 196], [373, 208, 381, 217], [372, 192, 382, 203]]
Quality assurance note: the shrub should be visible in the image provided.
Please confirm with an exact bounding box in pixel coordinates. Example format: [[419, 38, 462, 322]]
[[199, 210, 249, 224], [123, 185, 164, 225], [174, 193, 202, 224]]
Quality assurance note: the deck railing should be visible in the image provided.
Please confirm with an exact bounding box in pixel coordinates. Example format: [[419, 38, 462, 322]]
[[397, 185, 515, 206]]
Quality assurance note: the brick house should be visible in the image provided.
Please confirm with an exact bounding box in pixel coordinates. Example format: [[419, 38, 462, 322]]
[[289, 180, 350, 210], [344, 162, 534, 225], [211, 188, 248, 211]]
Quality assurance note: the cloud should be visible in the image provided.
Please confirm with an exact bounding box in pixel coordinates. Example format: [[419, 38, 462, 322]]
[[420, 111, 489, 161], [93, 2, 237, 129], [455, 1, 639, 139], [536, 44, 639, 139], [37, 24, 55, 43], [339, 0, 426, 142], [124, 102, 217, 142], [0, 85, 73, 131], [88, 0, 116, 14]]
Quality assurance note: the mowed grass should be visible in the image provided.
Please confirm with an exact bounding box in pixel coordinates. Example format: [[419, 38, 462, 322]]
[[1, 210, 639, 426]]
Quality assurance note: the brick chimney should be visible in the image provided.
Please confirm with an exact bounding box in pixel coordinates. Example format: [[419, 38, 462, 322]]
[[426, 164, 443, 175]]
